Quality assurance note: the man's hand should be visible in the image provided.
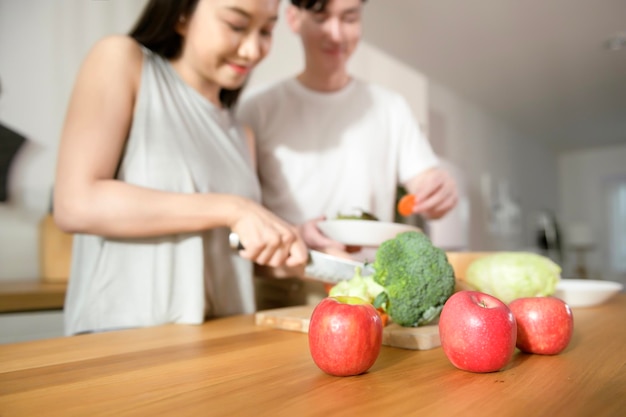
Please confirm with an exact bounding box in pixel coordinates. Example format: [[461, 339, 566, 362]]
[[298, 216, 347, 252], [405, 167, 458, 220]]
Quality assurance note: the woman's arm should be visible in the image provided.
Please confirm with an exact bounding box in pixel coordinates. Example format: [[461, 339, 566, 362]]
[[53, 36, 306, 267], [55, 36, 227, 237]]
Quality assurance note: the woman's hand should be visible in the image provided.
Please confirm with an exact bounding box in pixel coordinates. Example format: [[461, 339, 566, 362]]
[[229, 199, 308, 268]]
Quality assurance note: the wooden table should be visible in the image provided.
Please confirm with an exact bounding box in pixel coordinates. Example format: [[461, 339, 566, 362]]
[[1, 294, 625, 417]]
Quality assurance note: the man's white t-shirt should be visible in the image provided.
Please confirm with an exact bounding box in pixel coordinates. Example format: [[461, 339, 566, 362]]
[[237, 77, 438, 224]]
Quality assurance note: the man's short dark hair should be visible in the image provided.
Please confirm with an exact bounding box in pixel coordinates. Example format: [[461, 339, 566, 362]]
[[290, 0, 367, 13]]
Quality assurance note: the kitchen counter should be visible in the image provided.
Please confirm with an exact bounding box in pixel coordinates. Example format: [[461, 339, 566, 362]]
[[1, 294, 624, 417], [0, 280, 66, 313]]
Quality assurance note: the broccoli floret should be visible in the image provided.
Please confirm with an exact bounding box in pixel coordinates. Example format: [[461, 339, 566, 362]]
[[372, 231, 455, 327]]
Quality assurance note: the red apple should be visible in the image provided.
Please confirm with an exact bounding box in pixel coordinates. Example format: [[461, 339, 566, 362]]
[[439, 291, 517, 373], [308, 296, 383, 376], [509, 296, 573, 355]]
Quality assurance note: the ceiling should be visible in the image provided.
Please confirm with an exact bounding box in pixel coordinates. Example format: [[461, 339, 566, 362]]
[[363, 0, 626, 153]]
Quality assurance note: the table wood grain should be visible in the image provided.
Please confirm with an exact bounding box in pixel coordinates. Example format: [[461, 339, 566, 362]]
[[1, 294, 624, 417]]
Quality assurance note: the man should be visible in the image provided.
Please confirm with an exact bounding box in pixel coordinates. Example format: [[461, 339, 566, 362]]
[[238, 0, 458, 307]]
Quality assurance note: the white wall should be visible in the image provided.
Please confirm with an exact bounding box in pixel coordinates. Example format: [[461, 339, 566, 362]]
[[428, 81, 560, 252], [0, 0, 147, 280], [559, 144, 626, 285]]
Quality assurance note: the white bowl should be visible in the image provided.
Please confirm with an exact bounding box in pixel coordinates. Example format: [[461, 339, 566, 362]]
[[553, 279, 624, 307], [317, 219, 421, 247]]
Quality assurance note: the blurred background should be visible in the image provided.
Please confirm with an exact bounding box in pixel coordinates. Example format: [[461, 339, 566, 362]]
[[0, 0, 624, 291]]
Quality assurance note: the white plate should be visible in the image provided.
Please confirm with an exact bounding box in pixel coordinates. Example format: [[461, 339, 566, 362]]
[[553, 279, 624, 307], [317, 220, 421, 247]]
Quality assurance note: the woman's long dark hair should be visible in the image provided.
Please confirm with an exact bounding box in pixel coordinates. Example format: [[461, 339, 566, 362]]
[[129, 0, 242, 108], [290, 0, 366, 12]]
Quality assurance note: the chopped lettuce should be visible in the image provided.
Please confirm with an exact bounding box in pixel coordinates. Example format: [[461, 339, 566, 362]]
[[465, 252, 561, 304], [329, 266, 385, 303]]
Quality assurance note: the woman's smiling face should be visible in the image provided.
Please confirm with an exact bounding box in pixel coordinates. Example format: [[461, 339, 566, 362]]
[[176, 0, 279, 97]]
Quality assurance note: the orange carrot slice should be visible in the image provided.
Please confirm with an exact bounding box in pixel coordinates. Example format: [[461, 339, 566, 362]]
[[397, 194, 416, 217]]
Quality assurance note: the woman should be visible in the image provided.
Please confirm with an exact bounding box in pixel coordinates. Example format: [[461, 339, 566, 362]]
[[54, 0, 306, 335]]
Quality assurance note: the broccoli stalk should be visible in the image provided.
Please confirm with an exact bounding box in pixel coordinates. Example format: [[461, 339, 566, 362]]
[[372, 231, 455, 327]]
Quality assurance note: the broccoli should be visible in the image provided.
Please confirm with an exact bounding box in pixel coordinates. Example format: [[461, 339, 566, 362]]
[[372, 231, 455, 327]]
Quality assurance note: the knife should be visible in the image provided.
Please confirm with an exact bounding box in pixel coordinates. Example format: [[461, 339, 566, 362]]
[[228, 232, 374, 284]]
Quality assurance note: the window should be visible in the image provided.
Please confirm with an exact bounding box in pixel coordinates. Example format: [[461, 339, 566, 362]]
[[608, 180, 626, 272]]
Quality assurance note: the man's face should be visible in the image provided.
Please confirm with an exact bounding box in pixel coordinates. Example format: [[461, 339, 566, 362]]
[[292, 0, 363, 72]]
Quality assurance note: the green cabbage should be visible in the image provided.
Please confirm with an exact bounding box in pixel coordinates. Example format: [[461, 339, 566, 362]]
[[329, 267, 385, 303], [465, 252, 561, 304]]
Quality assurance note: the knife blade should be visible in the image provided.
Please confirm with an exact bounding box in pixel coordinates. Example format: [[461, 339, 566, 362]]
[[228, 232, 374, 284]]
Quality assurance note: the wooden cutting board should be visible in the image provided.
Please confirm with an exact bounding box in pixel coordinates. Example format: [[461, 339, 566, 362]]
[[254, 305, 441, 351]]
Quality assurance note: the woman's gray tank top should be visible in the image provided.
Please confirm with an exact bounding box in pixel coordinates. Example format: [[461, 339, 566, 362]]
[[64, 47, 261, 335]]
